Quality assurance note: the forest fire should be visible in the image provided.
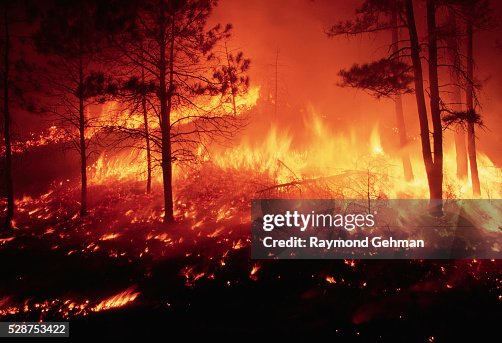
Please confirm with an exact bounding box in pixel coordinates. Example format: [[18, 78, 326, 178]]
[[91, 287, 140, 312], [1, 0, 502, 340]]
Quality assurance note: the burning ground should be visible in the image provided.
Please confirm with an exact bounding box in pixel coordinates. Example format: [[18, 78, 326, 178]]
[[1, 138, 502, 340]]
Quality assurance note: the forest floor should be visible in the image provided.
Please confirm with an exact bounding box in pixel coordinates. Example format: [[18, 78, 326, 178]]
[[0, 165, 502, 340]]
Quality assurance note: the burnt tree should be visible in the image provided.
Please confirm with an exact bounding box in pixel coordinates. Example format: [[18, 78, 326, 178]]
[[35, 0, 114, 216], [445, 8, 469, 179], [107, 0, 250, 224], [1, 2, 13, 230], [328, 0, 415, 182], [0, 0, 38, 230]]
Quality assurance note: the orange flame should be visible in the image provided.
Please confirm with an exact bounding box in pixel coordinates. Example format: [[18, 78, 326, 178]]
[[91, 287, 139, 312]]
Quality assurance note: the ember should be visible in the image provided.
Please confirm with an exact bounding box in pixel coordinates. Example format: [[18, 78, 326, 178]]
[[91, 287, 140, 312]]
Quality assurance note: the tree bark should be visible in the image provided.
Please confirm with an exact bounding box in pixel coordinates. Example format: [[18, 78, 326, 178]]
[[391, 12, 413, 181], [426, 0, 443, 200], [141, 65, 152, 194], [78, 54, 87, 216], [404, 0, 437, 199], [466, 20, 481, 196], [3, 3, 13, 230], [453, 87, 468, 179], [159, 7, 175, 224]]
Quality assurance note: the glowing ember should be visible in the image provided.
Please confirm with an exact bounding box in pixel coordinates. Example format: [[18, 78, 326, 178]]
[[250, 263, 261, 281], [0, 237, 14, 245], [91, 287, 140, 312], [100, 233, 121, 241], [326, 276, 336, 284], [182, 266, 206, 287]]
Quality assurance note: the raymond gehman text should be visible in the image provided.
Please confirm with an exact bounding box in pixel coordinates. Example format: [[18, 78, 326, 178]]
[[262, 236, 425, 249]]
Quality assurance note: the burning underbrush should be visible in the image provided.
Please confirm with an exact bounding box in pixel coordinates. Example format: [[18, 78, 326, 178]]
[[0, 159, 501, 338], [0, 164, 264, 321], [1, 111, 502, 337]]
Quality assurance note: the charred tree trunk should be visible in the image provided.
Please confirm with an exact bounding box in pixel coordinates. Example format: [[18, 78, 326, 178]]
[[3, 4, 13, 230], [78, 55, 87, 216], [391, 12, 413, 181], [466, 21, 481, 196], [141, 65, 152, 194], [426, 0, 443, 200], [453, 87, 468, 179], [404, 0, 437, 199], [159, 10, 174, 224], [447, 9, 468, 179]]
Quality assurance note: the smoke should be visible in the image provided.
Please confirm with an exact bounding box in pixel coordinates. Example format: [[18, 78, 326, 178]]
[[211, 0, 502, 164], [211, 0, 394, 137]]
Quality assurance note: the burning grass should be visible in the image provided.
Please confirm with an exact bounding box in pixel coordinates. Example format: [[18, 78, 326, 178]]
[[0, 152, 501, 338]]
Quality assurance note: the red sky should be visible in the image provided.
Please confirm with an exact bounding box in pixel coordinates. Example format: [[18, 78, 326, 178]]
[[211, 0, 502, 164]]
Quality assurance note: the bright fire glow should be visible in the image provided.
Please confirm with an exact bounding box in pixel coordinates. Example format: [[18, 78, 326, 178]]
[[89, 96, 501, 201], [91, 287, 139, 312]]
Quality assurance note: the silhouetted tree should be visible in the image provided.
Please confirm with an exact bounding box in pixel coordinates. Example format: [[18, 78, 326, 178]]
[[34, 0, 115, 216], [445, 8, 469, 179], [328, 0, 417, 182], [141, 61, 153, 194], [107, 0, 250, 224], [1, 1, 14, 230], [330, 0, 471, 202], [391, 11, 414, 181], [0, 0, 38, 230], [424, 0, 443, 201], [465, 10, 481, 195], [460, 0, 493, 196], [442, 0, 493, 196], [104, 72, 157, 194], [222, 43, 250, 115]]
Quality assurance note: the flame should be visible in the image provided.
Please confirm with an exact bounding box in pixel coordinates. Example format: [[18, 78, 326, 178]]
[[370, 125, 383, 156], [89, 149, 158, 185], [0, 237, 14, 245], [89, 86, 261, 185], [91, 287, 139, 312], [250, 263, 261, 281], [208, 106, 501, 199], [235, 86, 260, 110], [2, 125, 67, 155], [100, 233, 121, 241], [326, 276, 336, 284], [182, 266, 206, 287]]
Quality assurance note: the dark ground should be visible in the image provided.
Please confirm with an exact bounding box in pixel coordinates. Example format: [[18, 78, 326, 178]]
[[1, 213, 501, 342]]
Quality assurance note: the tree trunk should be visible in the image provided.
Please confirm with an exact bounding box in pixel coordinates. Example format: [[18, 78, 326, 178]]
[[3, 4, 13, 230], [453, 87, 468, 179], [404, 0, 437, 199], [159, 10, 174, 224], [447, 8, 468, 179], [391, 12, 413, 181], [466, 20, 481, 196], [141, 65, 152, 194], [78, 55, 87, 216], [426, 0, 443, 200]]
